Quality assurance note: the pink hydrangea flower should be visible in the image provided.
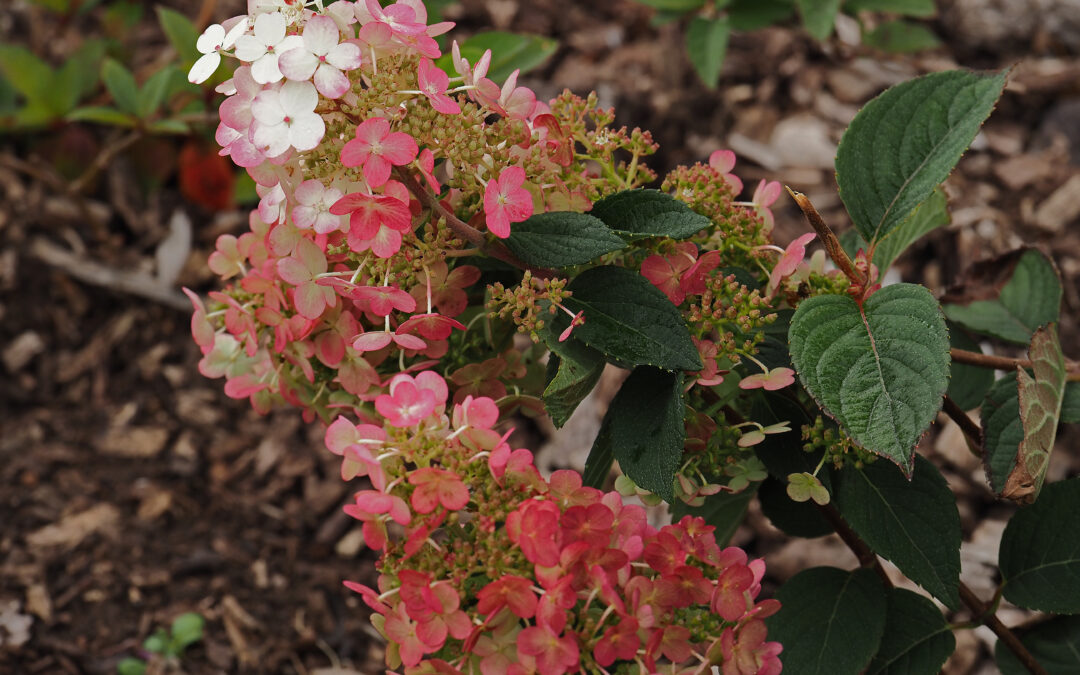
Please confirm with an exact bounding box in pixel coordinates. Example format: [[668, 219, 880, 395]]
[[234, 12, 304, 84], [340, 117, 419, 188], [275, 238, 337, 319], [278, 15, 362, 98], [250, 80, 325, 157], [739, 367, 796, 391], [709, 149, 744, 194], [752, 179, 783, 232], [766, 232, 816, 297], [417, 57, 461, 115], [409, 467, 470, 513], [483, 166, 533, 238]]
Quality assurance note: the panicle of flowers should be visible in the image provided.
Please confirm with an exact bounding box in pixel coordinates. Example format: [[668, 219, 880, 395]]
[[330, 370, 781, 675]]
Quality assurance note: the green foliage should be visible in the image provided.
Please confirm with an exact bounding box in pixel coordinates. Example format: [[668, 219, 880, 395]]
[[589, 367, 685, 501], [672, 483, 759, 546], [796, 0, 843, 40], [832, 456, 962, 609], [0, 39, 105, 128], [999, 478, 1080, 613], [589, 189, 712, 241], [435, 31, 557, 82], [686, 17, 730, 89], [872, 188, 950, 272], [788, 283, 950, 473], [996, 615, 1080, 674], [635, 0, 709, 9], [503, 212, 626, 268], [102, 58, 139, 116], [118, 612, 204, 674], [946, 324, 994, 410], [844, 0, 936, 16], [867, 588, 955, 675], [156, 7, 201, 68], [728, 0, 795, 31], [862, 20, 942, 53], [942, 248, 1062, 345], [557, 266, 702, 372], [836, 69, 1007, 244], [981, 372, 1024, 494], [758, 476, 834, 538], [538, 323, 606, 428], [766, 567, 888, 675]]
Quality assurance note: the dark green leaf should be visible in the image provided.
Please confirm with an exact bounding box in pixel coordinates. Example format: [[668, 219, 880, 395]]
[[672, 483, 758, 546], [867, 588, 955, 675], [788, 283, 950, 473], [592, 366, 685, 501], [636, 0, 708, 9], [844, 0, 936, 16], [756, 309, 794, 370], [759, 476, 834, 538], [871, 187, 949, 272], [767, 567, 888, 675], [504, 212, 626, 268], [862, 20, 942, 53], [102, 58, 138, 116], [686, 17, 729, 89], [996, 615, 1080, 675], [435, 31, 556, 82], [589, 189, 712, 241], [582, 420, 615, 490], [946, 323, 994, 410], [0, 45, 53, 103], [1000, 477, 1080, 613], [557, 266, 702, 372], [836, 69, 1007, 243], [1063, 382, 1080, 424], [538, 322, 605, 428], [942, 248, 1062, 345], [833, 456, 961, 609], [156, 7, 201, 67], [147, 119, 190, 134], [66, 106, 137, 126], [797, 0, 842, 40], [137, 66, 177, 119], [729, 0, 796, 31], [981, 372, 1023, 494], [750, 391, 824, 481]]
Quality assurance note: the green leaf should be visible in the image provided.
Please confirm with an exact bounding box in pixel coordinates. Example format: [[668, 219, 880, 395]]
[[503, 212, 626, 268], [1002, 325, 1067, 503], [557, 266, 703, 372], [156, 7, 201, 67], [759, 476, 834, 538], [672, 483, 758, 546], [0, 45, 54, 104], [836, 69, 1007, 244], [147, 118, 190, 134], [635, 0, 708, 9], [999, 477, 1080, 613], [844, 0, 936, 16], [169, 612, 205, 651], [788, 283, 950, 473], [591, 366, 685, 501], [142, 631, 168, 654], [53, 39, 106, 113], [66, 106, 137, 126], [116, 658, 148, 675], [862, 20, 942, 53], [867, 588, 955, 675], [538, 323, 605, 428], [981, 371, 1023, 494], [589, 189, 712, 241], [797, 0, 842, 40], [946, 324, 994, 410], [1063, 381, 1080, 424], [102, 58, 138, 116], [942, 248, 1062, 345], [766, 567, 888, 675], [729, 0, 796, 31], [755, 309, 794, 370], [749, 391, 825, 481], [996, 615, 1080, 675], [871, 187, 949, 272], [686, 17, 729, 89], [832, 455, 962, 609], [435, 31, 556, 83], [137, 66, 177, 119]]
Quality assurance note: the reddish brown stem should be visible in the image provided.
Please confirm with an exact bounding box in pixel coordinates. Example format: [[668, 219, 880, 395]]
[[959, 582, 1047, 675], [951, 347, 1080, 376], [786, 188, 865, 287], [815, 502, 893, 588], [941, 395, 983, 455]]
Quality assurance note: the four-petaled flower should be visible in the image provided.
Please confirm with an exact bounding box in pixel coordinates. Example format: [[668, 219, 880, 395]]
[[250, 80, 325, 157], [279, 14, 363, 99], [234, 12, 303, 84], [483, 166, 533, 238], [417, 57, 461, 115], [340, 117, 419, 188]]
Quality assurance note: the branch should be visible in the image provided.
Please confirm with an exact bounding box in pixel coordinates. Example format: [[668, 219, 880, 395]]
[[941, 395, 983, 455], [786, 188, 865, 286], [392, 168, 555, 279], [951, 347, 1080, 375], [815, 502, 893, 588], [959, 582, 1047, 675]]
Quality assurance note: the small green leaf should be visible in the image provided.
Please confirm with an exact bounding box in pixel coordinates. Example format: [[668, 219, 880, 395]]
[[0, 45, 54, 103], [156, 7, 201, 67], [1002, 325, 1067, 503], [538, 323, 605, 428], [102, 58, 138, 116], [169, 612, 205, 651], [942, 248, 1062, 345], [635, 0, 708, 9], [788, 283, 950, 473], [672, 483, 758, 546], [797, 0, 842, 40], [53, 39, 106, 113], [844, 0, 936, 16], [137, 66, 177, 119], [999, 477, 1080, 613], [766, 567, 888, 675], [862, 20, 942, 53], [729, 0, 796, 31], [981, 371, 1023, 494], [435, 31, 556, 82], [871, 187, 949, 272], [996, 615, 1080, 675], [946, 324, 994, 410], [116, 658, 148, 675], [590, 189, 712, 241], [591, 366, 685, 501], [759, 476, 834, 538], [504, 212, 626, 268], [867, 588, 955, 675], [143, 631, 168, 654], [836, 69, 1007, 244], [686, 17, 729, 89], [557, 266, 702, 372], [832, 456, 962, 609], [147, 118, 190, 134], [66, 106, 137, 126]]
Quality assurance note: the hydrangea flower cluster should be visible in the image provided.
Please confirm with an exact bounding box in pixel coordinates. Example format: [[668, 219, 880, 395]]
[[331, 370, 782, 675]]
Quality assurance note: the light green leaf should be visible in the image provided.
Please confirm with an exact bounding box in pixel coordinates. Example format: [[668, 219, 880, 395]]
[[862, 20, 942, 53], [54, 39, 106, 113], [504, 212, 626, 268], [833, 455, 962, 609], [981, 371, 1023, 494], [102, 58, 138, 116], [538, 322, 605, 429], [867, 588, 955, 674], [999, 477, 1080, 613], [946, 323, 994, 410], [766, 567, 888, 675], [942, 248, 1062, 345], [844, 0, 936, 16], [0, 45, 54, 104], [169, 612, 204, 651], [686, 17, 730, 89], [116, 658, 148, 675], [996, 615, 1080, 674], [435, 31, 556, 83], [147, 119, 190, 134], [556, 266, 703, 372], [137, 66, 178, 119], [672, 483, 758, 546], [636, 0, 708, 10], [836, 69, 1007, 244], [871, 187, 949, 272], [1002, 325, 1067, 504], [590, 189, 712, 241], [590, 366, 685, 501], [797, 0, 842, 40], [788, 283, 950, 473]]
